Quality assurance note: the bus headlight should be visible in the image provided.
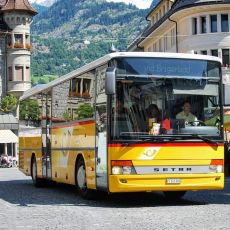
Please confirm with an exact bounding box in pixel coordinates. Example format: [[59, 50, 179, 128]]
[[209, 159, 224, 173], [111, 160, 136, 175], [112, 166, 123, 175]]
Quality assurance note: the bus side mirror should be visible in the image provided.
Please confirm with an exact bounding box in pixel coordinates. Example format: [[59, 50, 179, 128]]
[[105, 67, 116, 95]]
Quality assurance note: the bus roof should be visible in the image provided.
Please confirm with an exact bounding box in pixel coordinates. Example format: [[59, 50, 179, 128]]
[[20, 52, 222, 101]]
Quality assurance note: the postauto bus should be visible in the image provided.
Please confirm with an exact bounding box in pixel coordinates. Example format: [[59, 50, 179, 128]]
[[19, 52, 224, 199]]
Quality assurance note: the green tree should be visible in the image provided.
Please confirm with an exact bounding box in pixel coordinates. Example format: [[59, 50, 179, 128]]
[[19, 99, 40, 121], [76, 104, 93, 119], [38, 78, 48, 84], [63, 110, 71, 121], [0, 94, 17, 113]]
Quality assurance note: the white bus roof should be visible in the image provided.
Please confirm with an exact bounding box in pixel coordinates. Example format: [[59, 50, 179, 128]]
[[20, 52, 222, 101]]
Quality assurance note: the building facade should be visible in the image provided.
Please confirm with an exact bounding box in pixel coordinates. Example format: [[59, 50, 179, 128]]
[[128, 0, 230, 144], [0, 0, 37, 160], [129, 0, 230, 83]]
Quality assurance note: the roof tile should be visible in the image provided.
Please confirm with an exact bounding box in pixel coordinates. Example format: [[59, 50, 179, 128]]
[[1, 0, 37, 15]]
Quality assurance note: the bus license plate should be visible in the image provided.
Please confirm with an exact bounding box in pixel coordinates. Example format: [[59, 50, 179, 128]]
[[166, 178, 181, 184]]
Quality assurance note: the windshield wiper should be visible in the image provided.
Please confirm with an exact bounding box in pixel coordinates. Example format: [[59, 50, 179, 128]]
[[117, 135, 183, 145], [189, 134, 219, 146], [117, 133, 219, 146]]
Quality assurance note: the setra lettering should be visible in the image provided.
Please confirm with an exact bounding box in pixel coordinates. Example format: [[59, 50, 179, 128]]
[[152, 167, 194, 173]]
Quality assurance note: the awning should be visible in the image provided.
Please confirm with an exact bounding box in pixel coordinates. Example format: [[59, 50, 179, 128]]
[[0, 113, 18, 130], [0, 130, 18, 143]]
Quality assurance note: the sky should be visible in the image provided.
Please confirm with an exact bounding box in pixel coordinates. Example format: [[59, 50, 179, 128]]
[[106, 0, 152, 9], [29, 0, 152, 9]]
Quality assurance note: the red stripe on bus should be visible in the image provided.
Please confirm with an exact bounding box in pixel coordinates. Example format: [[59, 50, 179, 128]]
[[108, 143, 224, 147], [52, 120, 95, 129]]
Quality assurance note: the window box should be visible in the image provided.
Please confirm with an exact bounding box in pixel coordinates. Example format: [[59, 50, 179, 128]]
[[26, 43, 32, 51], [14, 42, 24, 48], [82, 92, 90, 98]]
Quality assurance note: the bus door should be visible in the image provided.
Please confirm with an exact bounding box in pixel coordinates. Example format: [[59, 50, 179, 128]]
[[95, 66, 108, 190], [41, 93, 52, 179]]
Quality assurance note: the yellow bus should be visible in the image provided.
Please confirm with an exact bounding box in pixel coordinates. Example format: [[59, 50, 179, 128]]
[[19, 52, 225, 199]]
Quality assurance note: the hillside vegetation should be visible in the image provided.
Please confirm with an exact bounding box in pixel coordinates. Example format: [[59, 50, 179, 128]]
[[31, 0, 149, 78]]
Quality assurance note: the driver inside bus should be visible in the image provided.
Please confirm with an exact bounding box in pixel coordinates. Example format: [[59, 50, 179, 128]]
[[176, 102, 197, 123]]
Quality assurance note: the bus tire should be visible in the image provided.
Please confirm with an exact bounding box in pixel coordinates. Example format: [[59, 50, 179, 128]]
[[76, 157, 95, 199], [31, 157, 45, 187], [163, 191, 186, 200]]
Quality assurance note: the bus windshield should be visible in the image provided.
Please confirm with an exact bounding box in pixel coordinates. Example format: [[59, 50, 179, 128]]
[[110, 57, 222, 141]]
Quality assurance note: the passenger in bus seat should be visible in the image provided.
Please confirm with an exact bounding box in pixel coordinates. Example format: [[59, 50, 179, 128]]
[[146, 104, 161, 123], [161, 111, 171, 132], [146, 104, 161, 134], [176, 101, 197, 123]]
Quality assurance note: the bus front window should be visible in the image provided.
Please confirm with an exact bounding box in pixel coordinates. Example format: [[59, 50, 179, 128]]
[[110, 70, 222, 141]]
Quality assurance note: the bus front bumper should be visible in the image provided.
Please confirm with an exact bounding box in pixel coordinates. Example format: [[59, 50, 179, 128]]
[[108, 173, 224, 193]]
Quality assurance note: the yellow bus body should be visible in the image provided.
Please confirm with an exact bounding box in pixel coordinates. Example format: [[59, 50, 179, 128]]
[[19, 120, 224, 193], [108, 144, 224, 193], [19, 121, 97, 189]]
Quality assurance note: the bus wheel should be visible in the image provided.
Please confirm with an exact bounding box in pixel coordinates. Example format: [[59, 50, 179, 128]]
[[163, 191, 186, 200], [76, 158, 95, 199], [31, 157, 45, 187]]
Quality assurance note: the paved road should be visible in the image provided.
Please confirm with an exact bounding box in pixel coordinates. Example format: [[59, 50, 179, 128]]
[[0, 168, 229, 230]]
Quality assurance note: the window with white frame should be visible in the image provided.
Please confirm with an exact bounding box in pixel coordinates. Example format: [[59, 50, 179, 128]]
[[221, 14, 229, 32], [201, 50, 207, 55], [211, 49, 218, 57], [192, 17, 197, 35], [222, 49, 229, 66], [210, 15, 217, 33], [201, 16, 207, 33]]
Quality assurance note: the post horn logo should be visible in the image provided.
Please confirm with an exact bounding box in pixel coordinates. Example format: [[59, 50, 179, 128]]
[[142, 147, 160, 159]]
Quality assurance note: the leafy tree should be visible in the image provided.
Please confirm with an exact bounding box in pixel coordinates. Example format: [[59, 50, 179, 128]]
[[0, 94, 17, 113], [38, 78, 48, 84], [19, 99, 40, 121], [63, 110, 71, 121], [76, 104, 93, 119]]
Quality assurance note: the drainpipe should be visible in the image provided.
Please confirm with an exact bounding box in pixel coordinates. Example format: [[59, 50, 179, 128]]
[[5, 35, 8, 96], [168, 17, 178, 53]]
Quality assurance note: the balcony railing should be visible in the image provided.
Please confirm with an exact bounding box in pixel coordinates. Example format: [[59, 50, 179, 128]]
[[6, 43, 32, 51]]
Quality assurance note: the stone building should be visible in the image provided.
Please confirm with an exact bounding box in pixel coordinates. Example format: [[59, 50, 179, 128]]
[[0, 0, 37, 160]]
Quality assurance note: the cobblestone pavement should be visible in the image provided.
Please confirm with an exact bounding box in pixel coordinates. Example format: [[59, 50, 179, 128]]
[[0, 168, 229, 230]]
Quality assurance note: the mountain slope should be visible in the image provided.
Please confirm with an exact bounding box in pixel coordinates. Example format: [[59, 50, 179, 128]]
[[32, 3, 48, 13], [31, 0, 148, 77]]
